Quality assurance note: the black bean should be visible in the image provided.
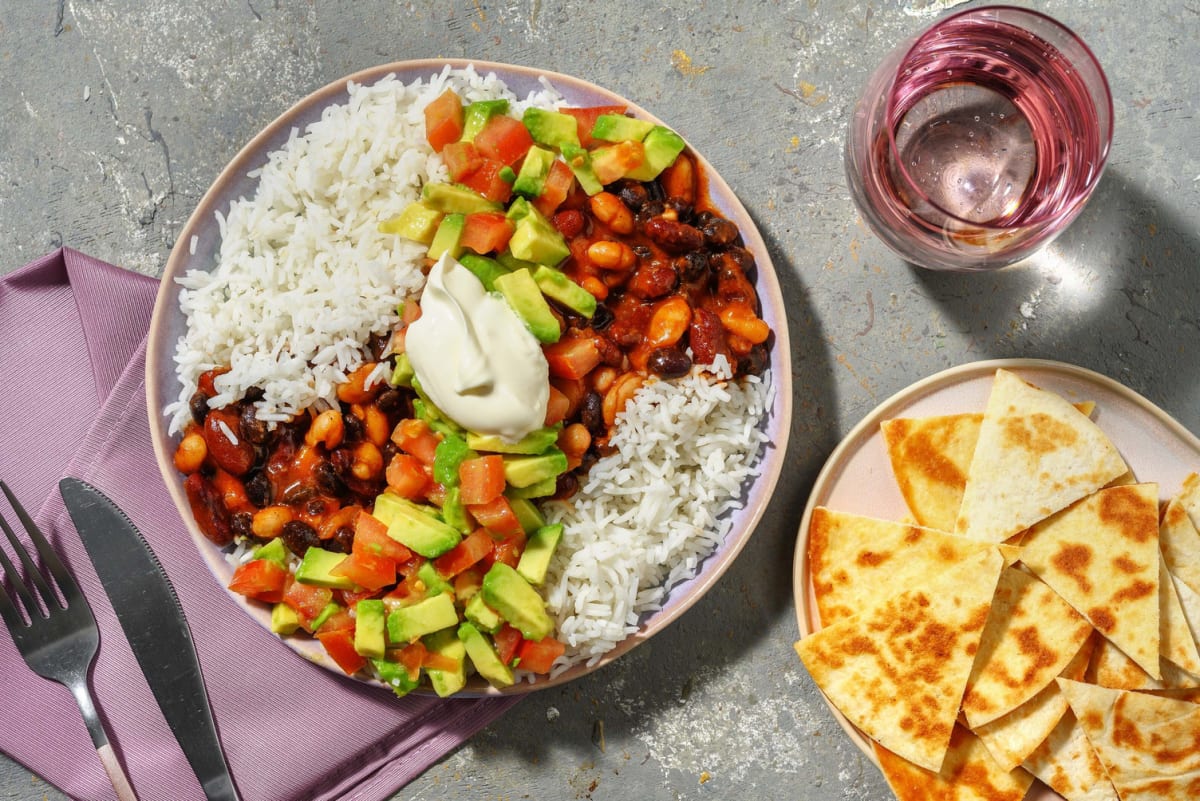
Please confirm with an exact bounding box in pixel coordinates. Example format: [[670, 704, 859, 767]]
[[280, 519, 320, 557], [313, 459, 345, 495], [342, 413, 364, 444], [590, 303, 614, 331], [329, 526, 355, 554], [245, 471, 273, 507], [647, 346, 692, 378], [675, 252, 709, 283], [694, 210, 717, 227], [281, 482, 316, 504], [581, 392, 605, 435], [617, 181, 649, 210], [702, 217, 739, 247], [243, 386, 265, 402], [189, 391, 210, 424], [553, 471, 579, 500], [231, 512, 254, 540], [665, 198, 695, 223], [376, 388, 405, 415], [635, 199, 666, 225], [306, 498, 327, 517], [239, 405, 270, 445], [738, 344, 769, 376], [632, 244, 652, 261]]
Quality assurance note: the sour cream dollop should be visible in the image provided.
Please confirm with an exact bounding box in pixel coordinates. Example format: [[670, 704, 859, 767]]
[[405, 253, 549, 442]]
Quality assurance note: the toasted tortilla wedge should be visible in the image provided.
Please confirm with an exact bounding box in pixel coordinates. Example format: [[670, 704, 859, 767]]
[[882, 413, 982, 533], [1160, 496, 1200, 596], [1176, 472, 1200, 529], [1020, 483, 1162, 678], [962, 566, 1093, 728], [806, 507, 1001, 626], [1161, 558, 1200, 675], [1022, 710, 1120, 801], [954, 369, 1128, 543], [972, 631, 1095, 772], [1059, 679, 1200, 800], [1087, 637, 1200, 691], [795, 547, 1003, 772], [875, 724, 1035, 801]]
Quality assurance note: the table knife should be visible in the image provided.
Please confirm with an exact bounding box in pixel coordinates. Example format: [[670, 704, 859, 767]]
[[59, 477, 241, 801]]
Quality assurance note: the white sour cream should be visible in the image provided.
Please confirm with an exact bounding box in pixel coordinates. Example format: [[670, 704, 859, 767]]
[[405, 253, 549, 442]]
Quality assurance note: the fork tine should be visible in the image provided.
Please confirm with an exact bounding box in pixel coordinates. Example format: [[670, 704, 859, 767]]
[[0, 482, 73, 608], [0, 565, 27, 631], [0, 507, 42, 619]]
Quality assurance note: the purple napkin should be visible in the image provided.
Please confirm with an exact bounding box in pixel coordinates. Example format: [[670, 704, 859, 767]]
[[0, 249, 520, 801]]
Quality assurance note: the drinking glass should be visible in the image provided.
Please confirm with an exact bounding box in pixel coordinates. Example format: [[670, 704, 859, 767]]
[[845, 6, 1113, 271]]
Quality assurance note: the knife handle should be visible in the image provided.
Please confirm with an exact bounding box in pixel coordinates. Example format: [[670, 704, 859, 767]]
[[97, 744, 139, 801]]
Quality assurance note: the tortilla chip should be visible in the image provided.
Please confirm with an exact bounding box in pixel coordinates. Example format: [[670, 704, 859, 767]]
[[1059, 679, 1200, 800], [954, 369, 1128, 543], [1176, 472, 1200, 529], [874, 724, 1035, 801], [1020, 483, 1162, 678], [1161, 558, 1200, 676], [806, 507, 1000, 626], [795, 548, 1003, 772], [882, 413, 981, 532], [972, 631, 1095, 772], [1022, 710, 1120, 801], [1086, 637, 1200, 691], [1160, 496, 1200, 596], [962, 566, 1093, 728]]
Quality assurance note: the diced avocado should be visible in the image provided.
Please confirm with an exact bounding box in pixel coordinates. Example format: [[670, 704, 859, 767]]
[[457, 621, 514, 688], [385, 502, 462, 558], [625, 126, 687, 181], [441, 486, 473, 534], [499, 165, 516, 183], [512, 145, 556, 198], [464, 593, 504, 634], [509, 216, 570, 267], [480, 562, 554, 641], [522, 107, 581, 150], [252, 537, 289, 568], [389, 352, 415, 387], [458, 253, 511, 292], [505, 476, 557, 499], [503, 449, 569, 488], [506, 496, 546, 535], [461, 99, 509, 142], [466, 426, 559, 455], [505, 196, 534, 223], [433, 434, 475, 487], [421, 182, 504, 214], [372, 657, 420, 698], [411, 376, 466, 437], [560, 145, 603, 195], [423, 628, 468, 697], [516, 523, 563, 586], [493, 269, 561, 344], [416, 560, 453, 599], [295, 547, 355, 590], [533, 265, 597, 318], [310, 602, 341, 632], [427, 213, 466, 261], [387, 592, 460, 643], [374, 493, 441, 526], [353, 599, 387, 659], [496, 250, 538, 273], [590, 113, 655, 143], [270, 602, 301, 635], [379, 202, 444, 243]]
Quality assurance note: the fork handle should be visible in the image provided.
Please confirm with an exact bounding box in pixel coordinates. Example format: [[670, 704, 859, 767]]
[[72, 682, 139, 801], [96, 744, 139, 801]]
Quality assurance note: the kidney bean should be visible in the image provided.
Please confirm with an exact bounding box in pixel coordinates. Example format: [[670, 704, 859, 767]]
[[688, 307, 728, 366], [647, 346, 692, 378], [553, 209, 587, 238], [184, 473, 233, 547], [280, 519, 320, 557], [627, 261, 679, 300], [203, 408, 255, 476], [643, 216, 704, 253]]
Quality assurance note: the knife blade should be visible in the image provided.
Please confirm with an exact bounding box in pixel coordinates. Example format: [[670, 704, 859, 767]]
[[59, 477, 240, 801]]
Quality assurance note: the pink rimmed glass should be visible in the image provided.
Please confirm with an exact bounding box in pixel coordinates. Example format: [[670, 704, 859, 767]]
[[845, 6, 1113, 271]]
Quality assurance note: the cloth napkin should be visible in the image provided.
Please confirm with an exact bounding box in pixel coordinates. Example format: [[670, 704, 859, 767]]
[[0, 248, 520, 801]]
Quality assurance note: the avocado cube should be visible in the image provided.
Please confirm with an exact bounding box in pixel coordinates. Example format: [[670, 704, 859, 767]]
[[457, 253, 512, 292], [423, 629, 468, 697], [385, 502, 462, 558], [378, 201, 444, 243], [354, 599, 387, 659], [506, 496, 546, 535], [433, 434, 475, 487], [505, 476, 557, 499], [457, 621, 514, 689], [389, 352, 415, 388], [427, 213, 466, 261], [387, 592, 460, 644], [252, 537, 289, 568], [590, 113, 655, 143], [560, 145, 603, 196], [496, 250, 539, 273], [480, 562, 554, 641], [441, 486, 473, 534], [508, 217, 570, 268], [512, 145, 556, 198], [372, 657, 420, 698], [416, 560, 453, 599], [295, 547, 355, 590], [521, 107, 581, 150], [464, 593, 504, 634], [493, 269, 562, 344], [502, 449, 568, 488], [461, 98, 509, 142], [533, 265, 597, 318], [422, 182, 504, 214], [505, 196, 534, 223], [270, 602, 301, 635], [625, 126, 687, 181], [466, 426, 560, 455], [516, 523, 563, 586]]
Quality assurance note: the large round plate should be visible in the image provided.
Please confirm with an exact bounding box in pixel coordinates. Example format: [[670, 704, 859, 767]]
[[792, 358, 1200, 798], [147, 60, 792, 695]]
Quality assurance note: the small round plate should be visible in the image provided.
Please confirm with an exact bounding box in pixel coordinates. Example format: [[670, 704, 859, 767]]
[[792, 358, 1200, 797], [146, 60, 792, 695]]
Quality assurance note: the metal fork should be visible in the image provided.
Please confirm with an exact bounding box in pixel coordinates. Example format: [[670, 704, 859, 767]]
[[0, 481, 137, 801]]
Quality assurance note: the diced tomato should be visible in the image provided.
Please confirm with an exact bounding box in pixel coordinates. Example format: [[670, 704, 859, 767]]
[[319, 608, 357, 633], [354, 509, 414, 563], [402, 298, 422, 325], [543, 337, 602, 380], [283, 579, 333, 623], [385, 453, 431, 500], [396, 555, 427, 581], [544, 384, 571, 427], [559, 105, 628, 148], [533, 160, 577, 216], [494, 624, 524, 666], [473, 115, 533, 165], [453, 565, 485, 602], [460, 212, 515, 255], [391, 418, 441, 465], [433, 528, 495, 577], [317, 629, 367, 675], [422, 650, 460, 673], [197, 366, 231, 396], [424, 88, 464, 152], [339, 586, 382, 608], [227, 559, 288, 603], [591, 140, 645, 185], [467, 496, 524, 538], [516, 636, 566, 674], [458, 455, 506, 506], [203, 408, 255, 476], [550, 376, 587, 418], [491, 531, 526, 568], [459, 159, 513, 203], [331, 549, 396, 592], [442, 141, 483, 182], [550, 208, 586, 239], [397, 641, 427, 681]]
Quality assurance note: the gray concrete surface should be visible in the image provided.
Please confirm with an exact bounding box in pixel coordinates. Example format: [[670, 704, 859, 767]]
[[2, 1, 1198, 799]]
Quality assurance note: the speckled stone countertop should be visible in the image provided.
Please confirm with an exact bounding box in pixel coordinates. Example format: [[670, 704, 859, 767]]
[[2, 1, 1197, 799]]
